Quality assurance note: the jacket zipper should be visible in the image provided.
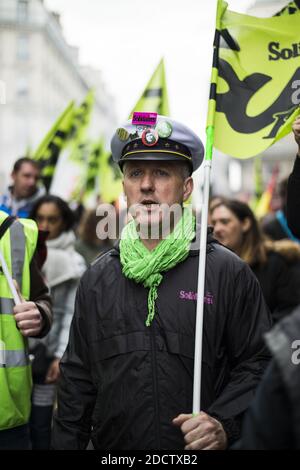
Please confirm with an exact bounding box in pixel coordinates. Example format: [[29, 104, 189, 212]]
[[150, 323, 161, 449]]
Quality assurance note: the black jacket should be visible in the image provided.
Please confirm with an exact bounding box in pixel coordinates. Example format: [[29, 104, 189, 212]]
[[251, 241, 300, 323], [287, 156, 300, 239], [239, 306, 300, 449], [52, 233, 271, 450]]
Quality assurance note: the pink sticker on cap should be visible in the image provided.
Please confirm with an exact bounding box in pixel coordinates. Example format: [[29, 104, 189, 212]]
[[132, 112, 157, 127]]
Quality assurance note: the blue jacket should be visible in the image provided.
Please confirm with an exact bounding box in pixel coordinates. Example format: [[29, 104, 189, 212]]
[[0, 186, 45, 218]]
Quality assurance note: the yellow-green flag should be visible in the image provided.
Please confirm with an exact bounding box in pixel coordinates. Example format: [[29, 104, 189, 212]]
[[72, 138, 122, 204], [129, 58, 170, 117], [84, 139, 104, 195], [211, 0, 300, 158], [98, 150, 122, 203], [250, 156, 264, 211], [69, 89, 95, 162], [70, 138, 102, 203], [33, 101, 75, 190]]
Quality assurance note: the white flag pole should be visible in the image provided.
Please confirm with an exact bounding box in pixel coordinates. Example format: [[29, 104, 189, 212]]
[[0, 247, 21, 306], [192, 160, 212, 414], [192, 0, 224, 414]]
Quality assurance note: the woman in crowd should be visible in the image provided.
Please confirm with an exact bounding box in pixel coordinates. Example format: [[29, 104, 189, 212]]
[[29, 195, 86, 449], [210, 198, 300, 323], [75, 208, 114, 265]]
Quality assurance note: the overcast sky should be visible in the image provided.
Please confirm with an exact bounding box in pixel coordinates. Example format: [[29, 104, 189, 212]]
[[44, 0, 256, 142]]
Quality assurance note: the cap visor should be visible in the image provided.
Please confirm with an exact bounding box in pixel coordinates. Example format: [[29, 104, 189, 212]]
[[120, 152, 191, 164]]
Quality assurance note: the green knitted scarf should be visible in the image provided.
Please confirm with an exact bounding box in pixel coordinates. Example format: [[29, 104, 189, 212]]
[[120, 208, 196, 326]]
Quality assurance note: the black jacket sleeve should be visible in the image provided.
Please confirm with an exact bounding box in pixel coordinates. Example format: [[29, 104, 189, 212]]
[[51, 274, 97, 450], [254, 251, 300, 323], [238, 360, 293, 449], [29, 252, 52, 338], [208, 264, 272, 445], [287, 156, 300, 239]]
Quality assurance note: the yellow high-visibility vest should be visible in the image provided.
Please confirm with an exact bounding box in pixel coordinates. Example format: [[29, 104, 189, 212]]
[[0, 210, 38, 430]]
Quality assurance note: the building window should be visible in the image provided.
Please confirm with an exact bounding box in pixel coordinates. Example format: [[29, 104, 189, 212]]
[[17, 34, 30, 61], [17, 0, 29, 22], [16, 76, 29, 98]]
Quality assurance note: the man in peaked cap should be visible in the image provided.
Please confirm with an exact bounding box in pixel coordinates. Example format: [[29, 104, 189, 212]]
[[53, 113, 271, 450]]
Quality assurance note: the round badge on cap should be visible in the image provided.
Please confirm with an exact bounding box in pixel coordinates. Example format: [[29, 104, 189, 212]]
[[141, 129, 159, 146], [116, 128, 130, 141], [156, 121, 173, 138]]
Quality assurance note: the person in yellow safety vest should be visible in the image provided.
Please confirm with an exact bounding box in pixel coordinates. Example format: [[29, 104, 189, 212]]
[[0, 210, 52, 450]]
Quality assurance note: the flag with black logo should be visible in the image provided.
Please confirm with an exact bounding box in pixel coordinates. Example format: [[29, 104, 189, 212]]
[[129, 58, 170, 117], [68, 89, 95, 162], [33, 101, 75, 191], [84, 139, 103, 195], [207, 0, 300, 158], [72, 138, 122, 203]]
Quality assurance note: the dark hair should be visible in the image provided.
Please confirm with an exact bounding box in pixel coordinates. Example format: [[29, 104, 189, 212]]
[[211, 198, 267, 266], [77, 209, 101, 244], [29, 195, 76, 232], [13, 157, 39, 173], [77, 208, 116, 245]]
